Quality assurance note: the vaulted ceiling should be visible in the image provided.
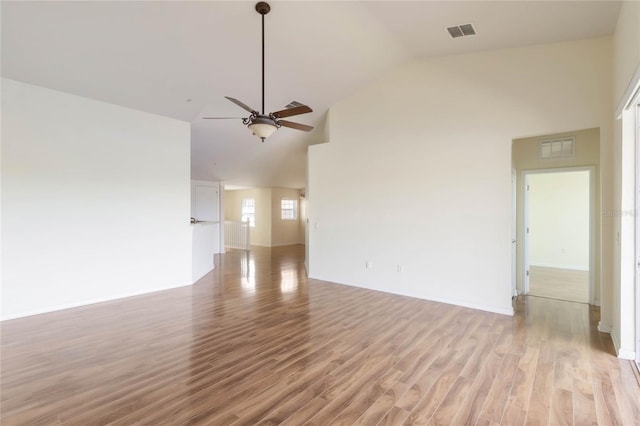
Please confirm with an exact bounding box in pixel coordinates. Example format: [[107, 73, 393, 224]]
[[1, 1, 622, 188]]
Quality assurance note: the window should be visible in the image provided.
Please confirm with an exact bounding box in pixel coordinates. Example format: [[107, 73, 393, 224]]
[[241, 198, 255, 227], [281, 199, 297, 220]]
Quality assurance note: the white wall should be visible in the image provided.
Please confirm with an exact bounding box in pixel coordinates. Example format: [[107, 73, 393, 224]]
[[528, 171, 590, 270], [308, 37, 613, 316], [610, 0, 640, 359], [1, 79, 192, 320]]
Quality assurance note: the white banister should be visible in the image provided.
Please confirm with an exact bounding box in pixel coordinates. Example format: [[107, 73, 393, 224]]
[[224, 219, 250, 250]]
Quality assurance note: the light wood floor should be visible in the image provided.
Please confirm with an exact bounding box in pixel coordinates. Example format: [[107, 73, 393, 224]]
[[529, 266, 589, 303], [2, 245, 639, 425]]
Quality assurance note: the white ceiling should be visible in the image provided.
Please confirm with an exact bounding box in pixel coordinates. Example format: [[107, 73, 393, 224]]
[[1, 1, 621, 189]]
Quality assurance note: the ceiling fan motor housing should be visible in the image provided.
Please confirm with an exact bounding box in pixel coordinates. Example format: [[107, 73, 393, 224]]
[[252, 115, 279, 127], [255, 2, 271, 15]]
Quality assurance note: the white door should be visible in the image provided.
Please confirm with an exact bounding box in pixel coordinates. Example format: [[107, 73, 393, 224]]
[[512, 169, 517, 297], [193, 184, 219, 222], [523, 175, 530, 294], [191, 181, 221, 256]]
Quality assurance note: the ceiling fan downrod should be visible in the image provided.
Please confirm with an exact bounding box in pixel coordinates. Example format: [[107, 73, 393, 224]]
[[256, 2, 270, 116]]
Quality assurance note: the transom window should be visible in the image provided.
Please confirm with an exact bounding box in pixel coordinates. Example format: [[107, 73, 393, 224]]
[[281, 199, 297, 220], [539, 137, 574, 160]]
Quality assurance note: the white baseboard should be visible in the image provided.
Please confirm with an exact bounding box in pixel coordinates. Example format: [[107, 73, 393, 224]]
[[597, 321, 612, 333], [597, 323, 636, 360], [192, 264, 215, 284], [610, 332, 636, 360], [309, 275, 514, 316], [1, 281, 193, 321], [616, 348, 636, 360], [529, 263, 589, 271], [419, 294, 515, 316], [248, 243, 304, 248]]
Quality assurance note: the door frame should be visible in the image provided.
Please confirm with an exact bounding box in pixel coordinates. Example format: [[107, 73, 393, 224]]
[[191, 180, 224, 254], [635, 100, 640, 368], [522, 166, 596, 304], [511, 169, 517, 297]]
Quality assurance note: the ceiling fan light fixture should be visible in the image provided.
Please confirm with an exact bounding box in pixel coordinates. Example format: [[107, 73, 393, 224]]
[[248, 115, 278, 141]]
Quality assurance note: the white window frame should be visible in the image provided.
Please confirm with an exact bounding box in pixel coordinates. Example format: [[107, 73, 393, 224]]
[[281, 199, 298, 220], [241, 198, 256, 227]]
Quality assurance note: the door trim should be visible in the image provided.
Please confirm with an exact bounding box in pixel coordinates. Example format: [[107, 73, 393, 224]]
[[635, 100, 640, 368], [512, 168, 517, 297], [522, 166, 596, 304]]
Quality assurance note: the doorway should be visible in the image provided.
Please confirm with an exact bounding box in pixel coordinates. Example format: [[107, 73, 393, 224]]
[[523, 168, 594, 303]]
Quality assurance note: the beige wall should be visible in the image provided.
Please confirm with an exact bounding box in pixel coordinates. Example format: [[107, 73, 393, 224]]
[[613, 1, 640, 103], [224, 188, 272, 246], [610, 0, 640, 358], [225, 187, 303, 247], [513, 128, 600, 302], [271, 188, 304, 246]]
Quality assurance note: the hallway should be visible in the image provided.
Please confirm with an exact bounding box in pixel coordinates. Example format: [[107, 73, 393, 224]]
[[528, 266, 589, 303]]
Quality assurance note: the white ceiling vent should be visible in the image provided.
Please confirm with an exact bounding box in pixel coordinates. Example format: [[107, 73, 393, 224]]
[[285, 100, 304, 109], [447, 23, 476, 38], [539, 136, 575, 160]]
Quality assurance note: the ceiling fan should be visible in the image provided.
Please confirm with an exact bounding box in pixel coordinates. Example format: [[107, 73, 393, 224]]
[[203, 2, 314, 142]]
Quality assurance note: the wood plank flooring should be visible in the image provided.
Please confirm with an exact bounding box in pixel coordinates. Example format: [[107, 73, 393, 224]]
[[528, 266, 589, 303], [2, 245, 639, 425]]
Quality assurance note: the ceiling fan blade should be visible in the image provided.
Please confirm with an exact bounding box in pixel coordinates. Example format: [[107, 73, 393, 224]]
[[225, 96, 258, 114], [202, 117, 245, 119], [270, 104, 313, 119], [279, 120, 314, 132]]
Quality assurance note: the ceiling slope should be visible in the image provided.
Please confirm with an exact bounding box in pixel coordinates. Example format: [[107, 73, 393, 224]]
[[1, 1, 621, 188]]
